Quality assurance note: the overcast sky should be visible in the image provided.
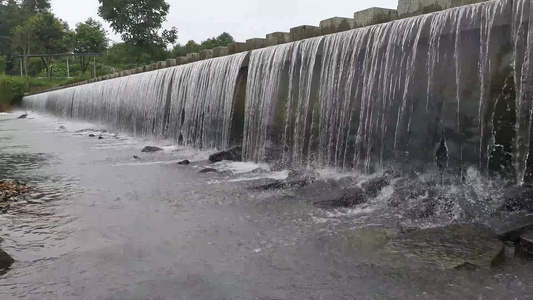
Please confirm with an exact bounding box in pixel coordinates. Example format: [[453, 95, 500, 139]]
[[50, 0, 398, 45]]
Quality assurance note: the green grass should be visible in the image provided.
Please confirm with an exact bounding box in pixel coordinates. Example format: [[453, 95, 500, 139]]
[[27, 77, 69, 87]]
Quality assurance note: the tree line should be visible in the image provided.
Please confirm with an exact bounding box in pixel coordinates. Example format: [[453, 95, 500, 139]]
[[0, 0, 235, 83]]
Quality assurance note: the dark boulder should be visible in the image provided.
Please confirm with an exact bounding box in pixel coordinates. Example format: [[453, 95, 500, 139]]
[[17, 114, 27, 119], [313, 187, 365, 208], [89, 134, 96, 137], [177, 160, 190, 165], [362, 175, 391, 198], [495, 215, 533, 243], [98, 136, 104, 140], [501, 185, 533, 213], [199, 168, 218, 173], [0, 248, 14, 271], [141, 146, 163, 153], [250, 179, 308, 191], [209, 146, 242, 163]]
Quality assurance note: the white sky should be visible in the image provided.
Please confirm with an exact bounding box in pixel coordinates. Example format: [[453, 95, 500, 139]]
[[50, 0, 398, 45]]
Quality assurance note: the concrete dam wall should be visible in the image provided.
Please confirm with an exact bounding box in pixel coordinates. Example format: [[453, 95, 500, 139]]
[[23, 0, 533, 184]]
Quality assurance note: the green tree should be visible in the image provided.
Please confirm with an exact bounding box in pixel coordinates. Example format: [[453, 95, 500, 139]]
[[11, 18, 34, 86], [170, 33, 234, 58], [199, 32, 234, 50], [11, 12, 67, 79], [31, 12, 68, 77], [98, 0, 177, 64], [20, 0, 50, 14], [68, 18, 108, 74]]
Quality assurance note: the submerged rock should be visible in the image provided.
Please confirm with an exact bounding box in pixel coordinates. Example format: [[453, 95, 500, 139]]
[[177, 160, 190, 165], [387, 224, 505, 270], [17, 114, 27, 119], [58, 126, 66, 131], [141, 146, 163, 153], [209, 146, 242, 163], [199, 168, 218, 173], [0, 248, 14, 271]]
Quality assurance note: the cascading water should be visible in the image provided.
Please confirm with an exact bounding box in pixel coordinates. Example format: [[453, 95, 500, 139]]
[[23, 0, 533, 183], [23, 53, 248, 150], [243, 0, 533, 184]]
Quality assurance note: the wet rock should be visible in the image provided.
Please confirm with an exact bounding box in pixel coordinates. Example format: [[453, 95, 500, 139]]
[[141, 146, 163, 153], [494, 215, 533, 243], [98, 136, 104, 140], [26, 199, 43, 205], [362, 175, 391, 198], [0, 248, 14, 271], [177, 160, 190, 165], [199, 168, 218, 173], [251, 179, 308, 191], [521, 230, 533, 253], [503, 242, 517, 259], [209, 146, 242, 163], [313, 187, 365, 208], [88, 134, 96, 137], [386, 224, 505, 270], [500, 185, 533, 212], [435, 138, 449, 172], [17, 114, 27, 119], [1, 180, 31, 202]]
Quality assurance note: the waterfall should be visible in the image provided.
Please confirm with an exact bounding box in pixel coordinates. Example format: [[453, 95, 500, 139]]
[[24, 53, 248, 149], [243, 0, 532, 182], [23, 0, 533, 182], [513, 0, 533, 185]]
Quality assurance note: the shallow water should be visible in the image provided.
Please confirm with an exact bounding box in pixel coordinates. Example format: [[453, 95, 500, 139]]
[[0, 112, 532, 300]]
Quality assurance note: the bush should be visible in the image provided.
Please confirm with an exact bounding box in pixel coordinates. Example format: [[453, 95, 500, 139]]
[[0, 76, 26, 107], [0, 56, 5, 74], [59, 76, 89, 86]]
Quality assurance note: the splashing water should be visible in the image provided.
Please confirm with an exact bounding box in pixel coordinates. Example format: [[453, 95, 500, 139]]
[[243, 0, 533, 182]]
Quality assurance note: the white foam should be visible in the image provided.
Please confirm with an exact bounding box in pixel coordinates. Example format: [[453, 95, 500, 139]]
[[228, 170, 289, 182], [325, 204, 377, 218], [214, 161, 270, 174]]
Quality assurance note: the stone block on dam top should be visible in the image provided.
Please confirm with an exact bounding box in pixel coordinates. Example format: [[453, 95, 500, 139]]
[[213, 46, 229, 57], [266, 32, 291, 46], [320, 17, 355, 34], [290, 25, 322, 41], [186, 53, 199, 62], [199, 49, 214, 60], [353, 7, 398, 28], [246, 38, 267, 51], [397, 0, 488, 17], [228, 42, 247, 54]]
